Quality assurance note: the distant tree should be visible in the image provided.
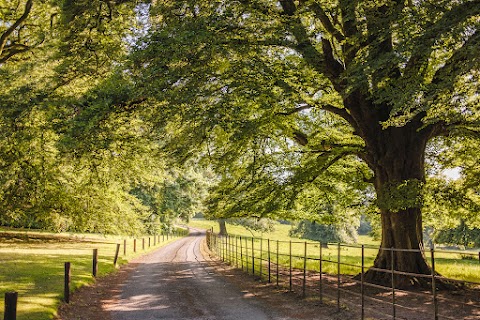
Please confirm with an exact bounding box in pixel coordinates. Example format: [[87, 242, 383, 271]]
[[229, 217, 275, 235], [434, 220, 480, 248], [290, 220, 358, 244], [357, 215, 373, 236]]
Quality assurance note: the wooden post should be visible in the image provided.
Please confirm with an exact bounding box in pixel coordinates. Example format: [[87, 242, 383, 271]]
[[64, 262, 71, 303], [149, 237, 151, 247], [123, 239, 126, 256], [303, 241, 307, 298], [4, 291, 18, 320], [142, 238, 145, 250], [431, 248, 438, 320], [114, 244, 121, 266], [92, 249, 98, 277]]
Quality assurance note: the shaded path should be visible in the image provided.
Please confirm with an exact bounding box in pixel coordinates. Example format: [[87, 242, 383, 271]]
[[107, 229, 285, 320]]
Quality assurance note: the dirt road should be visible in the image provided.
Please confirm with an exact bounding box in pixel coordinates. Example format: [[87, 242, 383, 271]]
[[107, 230, 287, 320]]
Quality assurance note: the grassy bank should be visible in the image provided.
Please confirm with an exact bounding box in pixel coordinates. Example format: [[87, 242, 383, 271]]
[[0, 228, 185, 320]]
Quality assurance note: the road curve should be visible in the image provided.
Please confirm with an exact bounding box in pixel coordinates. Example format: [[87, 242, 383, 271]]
[[107, 229, 285, 320]]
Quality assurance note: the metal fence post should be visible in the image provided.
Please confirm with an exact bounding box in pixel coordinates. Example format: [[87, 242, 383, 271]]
[[320, 242, 323, 303], [240, 236, 244, 271], [259, 238, 263, 280], [268, 239, 271, 283], [227, 235, 230, 263], [303, 241, 307, 298], [431, 248, 438, 320], [245, 236, 249, 274], [361, 245, 365, 320], [252, 237, 255, 276], [337, 243, 341, 312], [289, 240, 292, 291], [276, 240, 279, 287], [223, 236, 226, 261], [236, 236, 239, 268], [391, 248, 396, 320]]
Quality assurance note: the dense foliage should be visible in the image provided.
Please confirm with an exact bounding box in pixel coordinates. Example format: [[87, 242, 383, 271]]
[[1, 0, 479, 286], [0, 1, 209, 234]]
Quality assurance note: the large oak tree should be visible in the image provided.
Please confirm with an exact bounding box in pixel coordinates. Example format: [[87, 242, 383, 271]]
[[130, 0, 480, 286]]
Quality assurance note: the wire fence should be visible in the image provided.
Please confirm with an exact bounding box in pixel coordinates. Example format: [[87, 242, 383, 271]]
[[206, 231, 480, 320]]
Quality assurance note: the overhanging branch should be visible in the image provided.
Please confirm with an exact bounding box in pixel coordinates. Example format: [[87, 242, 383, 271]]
[[310, 3, 345, 43], [0, 0, 33, 58]]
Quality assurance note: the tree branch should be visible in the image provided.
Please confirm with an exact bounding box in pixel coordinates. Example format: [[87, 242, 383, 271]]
[[0, 0, 33, 57], [0, 46, 32, 64], [310, 3, 344, 43]]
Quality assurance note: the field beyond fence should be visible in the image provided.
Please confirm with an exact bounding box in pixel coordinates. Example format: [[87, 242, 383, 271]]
[[206, 231, 480, 320]]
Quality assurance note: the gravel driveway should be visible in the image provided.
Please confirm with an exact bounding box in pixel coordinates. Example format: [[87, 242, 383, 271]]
[[107, 229, 286, 320]]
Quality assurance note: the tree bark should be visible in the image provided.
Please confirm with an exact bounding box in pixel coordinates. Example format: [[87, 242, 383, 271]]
[[359, 117, 437, 288], [218, 219, 228, 236], [363, 207, 433, 288]]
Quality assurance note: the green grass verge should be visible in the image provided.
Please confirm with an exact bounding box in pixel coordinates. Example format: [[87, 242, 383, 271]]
[[0, 229, 186, 320], [189, 219, 480, 284]]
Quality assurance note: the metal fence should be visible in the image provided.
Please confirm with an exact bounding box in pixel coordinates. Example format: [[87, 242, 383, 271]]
[[206, 231, 480, 320]]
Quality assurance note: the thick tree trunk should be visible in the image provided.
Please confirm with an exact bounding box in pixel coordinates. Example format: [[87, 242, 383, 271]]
[[363, 207, 432, 288], [361, 121, 436, 288]]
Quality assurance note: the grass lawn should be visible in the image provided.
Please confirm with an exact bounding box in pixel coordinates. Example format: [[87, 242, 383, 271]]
[[188, 218, 480, 284], [0, 228, 185, 320]]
